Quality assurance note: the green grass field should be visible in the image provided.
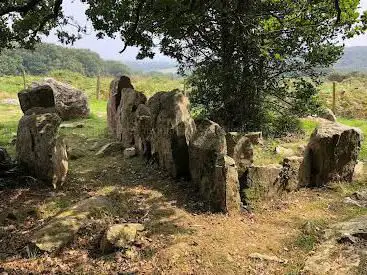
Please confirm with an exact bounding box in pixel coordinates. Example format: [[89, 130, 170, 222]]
[[0, 73, 366, 161]]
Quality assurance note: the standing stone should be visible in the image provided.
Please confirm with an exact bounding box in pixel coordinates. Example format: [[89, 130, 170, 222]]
[[18, 85, 55, 113], [134, 104, 152, 156], [232, 136, 253, 176], [31, 78, 90, 120], [189, 119, 241, 213], [147, 90, 196, 178], [16, 113, 68, 188], [107, 76, 134, 136], [243, 165, 282, 201], [300, 122, 363, 187], [280, 156, 304, 192], [116, 88, 147, 147]]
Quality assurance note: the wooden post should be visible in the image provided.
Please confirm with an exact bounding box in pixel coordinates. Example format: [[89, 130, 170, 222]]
[[332, 82, 336, 115], [21, 68, 26, 89], [96, 75, 101, 100]]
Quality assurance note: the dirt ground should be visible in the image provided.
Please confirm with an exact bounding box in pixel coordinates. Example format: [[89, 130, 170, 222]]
[[0, 121, 366, 274]]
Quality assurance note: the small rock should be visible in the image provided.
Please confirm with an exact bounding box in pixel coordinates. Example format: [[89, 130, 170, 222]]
[[60, 122, 85, 129], [100, 223, 145, 253], [124, 147, 137, 158], [274, 146, 294, 157], [96, 142, 124, 157], [319, 108, 336, 122], [249, 252, 287, 264], [67, 148, 86, 160]]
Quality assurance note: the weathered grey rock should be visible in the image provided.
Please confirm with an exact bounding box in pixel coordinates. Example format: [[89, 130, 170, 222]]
[[319, 108, 337, 122], [32, 196, 110, 252], [134, 104, 152, 156], [189, 119, 241, 213], [116, 88, 147, 147], [32, 78, 90, 120], [107, 76, 134, 136], [243, 165, 282, 201], [24, 107, 57, 116], [18, 85, 55, 113], [67, 147, 86, 160], [232, 136, 253, 176], [279, 156, 304, 192], [96, 142, 124, 157], [148, 90, 196, 178], [60, 122, 85, 129], [300, 122, 363, 187], [100, 223, 144, 253], [124, 147, 136, 158], [16, 113, 68, 188], [304, 215, 367, 274], [245, 132, 263, 145]]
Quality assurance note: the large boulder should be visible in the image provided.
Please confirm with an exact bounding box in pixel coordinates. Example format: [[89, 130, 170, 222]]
[[189, 119, 241, 213], [116, 88, 147, 147], [107, 76, 134, 136], [18, 85, 55, 113], [32, 196, 109, 252], [31, 78, 90, 120], [16, 113, 68, 188], [147, 90, 196, 178], [303, 215, 367, 274], [300, 122, 363, 187]]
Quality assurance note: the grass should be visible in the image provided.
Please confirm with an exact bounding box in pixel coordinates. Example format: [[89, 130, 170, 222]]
[[338, 118, 367, 161], [320, 78, 367, 119], [0, 70, 184, 100]]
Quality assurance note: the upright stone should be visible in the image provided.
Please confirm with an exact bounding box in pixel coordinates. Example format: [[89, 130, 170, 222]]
[[134, 104, 152, 156], [16, 113, 68, 188], [116, 88, 147, 147], [107, 76, 134, 136], [147, 90, 196, 178], [189, 119, 241, 213], [300, 122, 363, 187]]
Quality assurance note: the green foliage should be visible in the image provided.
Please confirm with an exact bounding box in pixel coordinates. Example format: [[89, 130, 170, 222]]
[[82, 0, 365, 133], [0, 43, 131, 77]]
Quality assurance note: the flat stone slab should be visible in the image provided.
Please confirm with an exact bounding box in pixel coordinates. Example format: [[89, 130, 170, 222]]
[[31, 196, 110, 252]]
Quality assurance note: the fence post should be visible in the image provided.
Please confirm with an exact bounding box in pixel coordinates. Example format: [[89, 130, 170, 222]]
[[332, 82, 336, 115], [96, 74, 101, 100], [21, 68, 26, 89]]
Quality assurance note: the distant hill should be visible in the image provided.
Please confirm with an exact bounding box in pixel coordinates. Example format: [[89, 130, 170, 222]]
[[0, 43, 131, 77], [334, 46, 367, 72], [126, 60, 178, 73]]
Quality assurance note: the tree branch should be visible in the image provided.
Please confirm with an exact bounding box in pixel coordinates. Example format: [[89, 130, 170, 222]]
[[0, 0, 43, 16]]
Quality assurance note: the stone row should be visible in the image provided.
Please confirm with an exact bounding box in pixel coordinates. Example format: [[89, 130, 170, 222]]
[[107, 76, 363, 213]]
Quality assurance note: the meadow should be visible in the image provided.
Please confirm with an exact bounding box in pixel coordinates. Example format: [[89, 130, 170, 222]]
[[0, 72, 366, 161]]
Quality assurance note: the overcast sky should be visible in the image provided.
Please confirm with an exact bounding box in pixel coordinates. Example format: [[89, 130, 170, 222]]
[[44, 0, 367, 62]]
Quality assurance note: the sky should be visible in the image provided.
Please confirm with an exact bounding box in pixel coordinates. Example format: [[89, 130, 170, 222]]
[[44, 0, 367, 62]]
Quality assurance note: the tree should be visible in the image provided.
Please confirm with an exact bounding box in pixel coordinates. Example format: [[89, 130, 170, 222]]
[[84, 0, 367, 133], [1, 0, 366, 134]]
